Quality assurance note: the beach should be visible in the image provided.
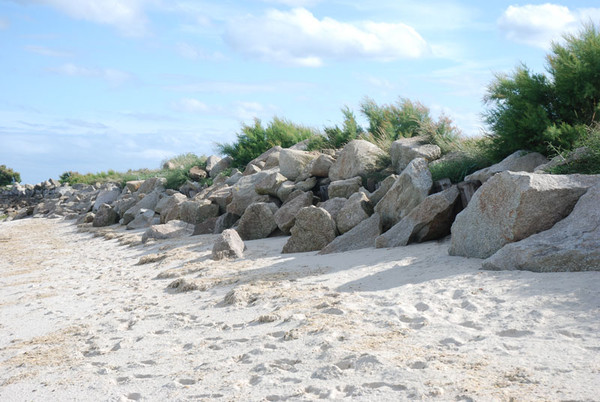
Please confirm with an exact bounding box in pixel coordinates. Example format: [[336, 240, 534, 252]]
[[0, 218, 598, 401]]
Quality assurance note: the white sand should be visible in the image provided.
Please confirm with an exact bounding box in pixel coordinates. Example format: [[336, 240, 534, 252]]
[[0, 218, 599, 401]]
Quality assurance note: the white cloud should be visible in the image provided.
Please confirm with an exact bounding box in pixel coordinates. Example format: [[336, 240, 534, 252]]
[[17, 0, 150, 37], [224, 8, 430, 66], [498, 4, 600, 49], [172, 98, 211, 114], [49, 63, 133, 87], [175, 42, 226, 61], [25, 45, 72, 57]]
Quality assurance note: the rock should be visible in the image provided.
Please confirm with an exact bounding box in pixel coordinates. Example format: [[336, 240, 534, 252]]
[[212, 229, 245, 260], [317, 197, 346, 223], [236, 202, 279, 240], [179, 180, 201, 198], [432, 178, 453, 194], [376, 186, 460, 248], [141, 220, 194, 243], [309, 154, 335, 177], [126, 209, 156, 230], [328, 176, 362, 199], [390, 137, 441, 173], [256, 171, 287, 196], [159, 193, 187, 224], [92, 187, 121, 211], [374, 158, 433, 231], [329, 140, 385, 181], [279, 149, 319, 181], [248, 146, 283, 169], [179, 199, 219, 224], [465, 150, 548, 184], [205, 155, 222, 173], [319, 213, 382, 254], [193, 216, 219, 235], [243, 163, 262, 176], [294, 176, 317, 192], [457, 180, 482, 209], [122, 190, 161, 225], [225, 170, 243, 186], [226, 171, 272, 216], [336, 192, 373, 234], [449, 171, 600, 258], [92, 204, 119, 227], [282, 206, 337, 253], [209, 156, 232, 178], [125, 180, 143, 193], [76, 212, 95, 224], [214, 212, 240, 234], [534, 147, 591, 173], [189, 166, 208, 181], [137, 177, 167, 195], [482, 182, 600, 272], [274, 191, 314, 234], [368, 174, 397, 206], [276, 181, 296, 203], [163, 161, 178, 170]]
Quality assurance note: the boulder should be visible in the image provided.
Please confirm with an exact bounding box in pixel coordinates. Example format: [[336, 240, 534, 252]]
[[226, 171, 272, 216], [449, 172, 600, 259], [122, 190, 161, 225], [225, 170, 243, 186], [369, 174, 397, 206], [212, 229, 245, 260], [310, 154, 335, 177], [125, 180, 143, 193], [214, 212, 240, 234], [209, 156, 232, 178], [294, 176, 317, 192], [189, 166, 208, 181], [329, 140, 386, 181], [336, 192, 373, 234], [243, 163, 262, 176], [328, 176, 362, 199], [248, 146, 282, 170], [376, 186, 460, 248], [256, 171, 287, 196], [205, 184, 233, 214], [236, 202, 279, 240], [316, 197, 346, 224], [274, 191, 314, 234], [137, 177, 166, 195], [464, 150, 548, 184], [179, 199, 219, 224], [92, 204, 119, 227], [482, 182, 600, 272], [282, 206, 337, 253], [276, 181, 296, 203], [193, 216, 219, 235], [390, 137, 441, 173], [374, 158, 433, 231], [319, 214, 382, 254], [126, 209, 156, 230], [279, 149, 319, 181], [92, 187, 121, 211], [159, 193, 187, 224], [141, 220, 194, 243], [205, 155, 222, 173]]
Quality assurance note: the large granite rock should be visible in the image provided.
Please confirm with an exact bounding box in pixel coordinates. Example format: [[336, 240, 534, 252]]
[[236, 202, 279, 240], [336, 192, 373, 234], [205, 155, 222, 173], [212, 229, 245, 260], [189, 166, 208, 181], [328, 176, 362, 199], [465, 150, 548, 184], [282, 207, 337, 253], [376, 186, 460, 248], [248, 146, 282, 170], [279, 149, 318, 181], [179, 199, 219, 224], [449, 172, 600, 259], [126, 209, 157, 230], [137, 177, 166, 195], [122, 190, 161, 225], [390, 137, 441, 173], [209, 156, 232, 178], [255, 171, 287, 196], [369, 174, 397, 206], [93, 187, 121, 211], [482, 182, 600, 272], [374, 158, 432, 231], [316, 197, 346, 225], [274, 191, 314, 234], [226, 171, 272, 216], [319, 213, 382, 255], [158, 193, 187, 224], [310, 154, 335, 177], [214, 212, 240, 234], [329, 140, 385, 181], [141, 220, 194, 243], [92, 203, 119, 227]]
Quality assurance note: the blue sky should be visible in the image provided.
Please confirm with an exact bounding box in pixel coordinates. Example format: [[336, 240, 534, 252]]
[[1, 0, 600, 184]]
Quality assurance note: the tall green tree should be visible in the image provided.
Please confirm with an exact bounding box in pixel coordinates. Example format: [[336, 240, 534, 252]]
[[0, 165, 21, 186]]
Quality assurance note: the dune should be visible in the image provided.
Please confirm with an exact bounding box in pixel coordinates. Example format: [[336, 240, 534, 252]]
[[0, 218, 598, 401]]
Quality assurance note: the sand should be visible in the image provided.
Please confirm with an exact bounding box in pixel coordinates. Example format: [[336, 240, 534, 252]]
[[0, 218, 598, 401]]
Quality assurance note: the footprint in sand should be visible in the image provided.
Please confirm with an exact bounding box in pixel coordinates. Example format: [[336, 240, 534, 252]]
[[497, 329, 534, 338]]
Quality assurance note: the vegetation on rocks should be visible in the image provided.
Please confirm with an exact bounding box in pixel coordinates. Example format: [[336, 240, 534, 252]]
[[0, 165, 21, 186]]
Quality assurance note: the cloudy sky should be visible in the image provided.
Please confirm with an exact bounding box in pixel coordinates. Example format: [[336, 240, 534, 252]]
[[2, 0, 600, 184]]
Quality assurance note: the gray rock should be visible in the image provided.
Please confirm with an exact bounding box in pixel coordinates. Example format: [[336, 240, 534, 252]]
[[189, 166, 208, 181], [282, 206, 337, 253], [256, 171, 287, 196], [336, 192, 373, 234], [243, 163, 262, 176], [225, 170, 243, 186], [328, 176, 362, 199], [209, 156, 232, 178], [369, 174, 398, 206], [248, 146, 282, 169], [374, 158, 433, 231], [276, 181, 296, 203], [482, 182, 600, 272], [329, 140, 385, 181], [236, 202, 279, 240], [319, 213, 382, 254], [205, 155, 222, 173], [317, 197, 346, 224], [214, 212, 240, 234], [279, 149, 319, 181], [376, 186, 460, 248], [137, 177, 167, 195], [193, 217, 219, 235], [92, 204, 119, 227], [122, 190, 161, 225], [465, 150, 548, 184], [226, 171, 272, 216], [310, 154, 335, 177], [390, 137, 441, 173], [534, 147, 590, 173], [179, 199, 219, 224], [126, 209, 156, 230], [212, 229, 245, 260], [142, 220, 194, 243], [93, 187, 121, 211], [274, 191, 314, 234], [449, 171, 600, 258], [206, 185, 233, 214], [294, 176, 317, 192], [159, 193, 187, 224], [125, 180, 143, 193]]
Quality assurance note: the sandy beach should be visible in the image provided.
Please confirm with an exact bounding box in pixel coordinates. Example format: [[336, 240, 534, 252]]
[[0, 218, 599, 401]]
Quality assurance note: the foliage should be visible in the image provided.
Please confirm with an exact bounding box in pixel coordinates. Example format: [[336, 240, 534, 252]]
[[484, 24, 600, 159], [417, 114, 463, 154], [547, 123, 600, 174], [360, 97, 431, 142], [0, 165, 21, 186], [429, 136, 495, 183], [308, 107, 364, 150], [217, 117, 318, 168]]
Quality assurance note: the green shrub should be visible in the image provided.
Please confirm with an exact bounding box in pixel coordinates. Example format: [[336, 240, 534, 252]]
[[417, 114, 463, 154], [0, 165, 21, 186], [429, 136, 495, 183], [360, 97, 431, 142], [308, 107, 364, 151], [547, 123, 600, 174]]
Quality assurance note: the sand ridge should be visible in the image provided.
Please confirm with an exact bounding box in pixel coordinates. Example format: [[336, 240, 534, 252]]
[[0, 218, 599, 401]]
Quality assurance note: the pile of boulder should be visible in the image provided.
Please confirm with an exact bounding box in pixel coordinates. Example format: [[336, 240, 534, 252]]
[[2, 138, 599, 272]]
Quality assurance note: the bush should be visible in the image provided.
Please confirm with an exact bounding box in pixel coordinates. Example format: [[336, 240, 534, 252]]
[[0, 165, 20, 186], [548, 123, 600, 174], [308, 107, 364, 150], [360, 97, 431, 142], [429, 136, 494, 183], [217, 117, 318, 168]]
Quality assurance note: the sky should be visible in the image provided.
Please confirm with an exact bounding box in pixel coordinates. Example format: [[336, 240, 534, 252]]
[[1, 1, 600, 184]]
